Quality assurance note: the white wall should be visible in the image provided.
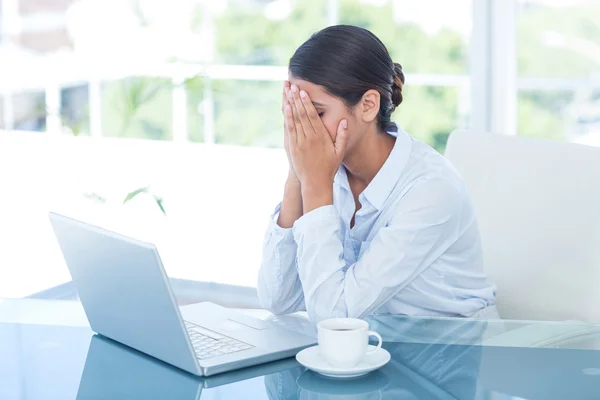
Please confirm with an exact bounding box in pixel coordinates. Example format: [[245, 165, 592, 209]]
[[0, 131, 289, 297]]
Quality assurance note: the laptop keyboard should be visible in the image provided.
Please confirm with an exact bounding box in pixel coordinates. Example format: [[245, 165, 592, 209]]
[[184, 321, 254, 360]]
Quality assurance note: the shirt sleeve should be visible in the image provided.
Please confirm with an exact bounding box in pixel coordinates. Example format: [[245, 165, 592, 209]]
[[257, 203, 306, 315], [292, 179, 466, 324]]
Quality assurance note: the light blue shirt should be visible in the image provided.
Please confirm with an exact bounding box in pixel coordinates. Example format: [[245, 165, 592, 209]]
[[258, 128, 496, 323]]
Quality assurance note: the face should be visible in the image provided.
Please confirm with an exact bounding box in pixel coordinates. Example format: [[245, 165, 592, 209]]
[[288, 75, 373, 154]]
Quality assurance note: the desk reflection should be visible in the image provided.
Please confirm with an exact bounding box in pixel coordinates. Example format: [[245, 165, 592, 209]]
[[264, 317, 488, 400], [76, 335, 299, 399]]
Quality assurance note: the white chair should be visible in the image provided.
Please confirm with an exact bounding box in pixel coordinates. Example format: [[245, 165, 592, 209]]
[[445, 130, 600, 322]]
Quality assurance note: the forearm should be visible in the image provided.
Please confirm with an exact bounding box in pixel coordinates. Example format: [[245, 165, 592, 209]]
[[301, 183, 334, 214], [277, 173, 304, 229], [259, 198, 306, 315], [257, 261, 306, 315], [293, 206, 348, 323]]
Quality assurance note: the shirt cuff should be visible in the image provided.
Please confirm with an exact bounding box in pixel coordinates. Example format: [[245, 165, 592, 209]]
[[268, 203, 294, 242], [292, 205, 340, 239]]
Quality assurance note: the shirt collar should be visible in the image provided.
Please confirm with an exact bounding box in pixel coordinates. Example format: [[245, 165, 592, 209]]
[[334, 125, 413, 211]]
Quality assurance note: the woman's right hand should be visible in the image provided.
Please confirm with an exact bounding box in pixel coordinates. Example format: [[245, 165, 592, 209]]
[[276, 81, 303, 228], [282, 81, 300, 185]]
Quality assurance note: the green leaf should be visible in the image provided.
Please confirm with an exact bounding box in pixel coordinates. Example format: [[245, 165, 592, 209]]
[[84, 192, 107, 203], [183, 74, 205, 92], [116, 77, 171, 137], [153, 196, 166, 216], [123, 186, 150, 204], [123, 187, 167, 215]]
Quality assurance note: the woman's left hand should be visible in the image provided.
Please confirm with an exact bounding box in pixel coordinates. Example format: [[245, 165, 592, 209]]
[[284, 84, 348, 203]]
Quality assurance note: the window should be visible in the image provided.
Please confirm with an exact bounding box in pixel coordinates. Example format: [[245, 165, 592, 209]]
[[186, 75, 206, 143], [102, 78, 173, 141], [0, 0, 495, 297], [61, 84, 89, 136], [339, 0, 472, 151], [206, 0, 473, 151], [518, 0, 600, 145], [13, 91, 46, 131], [214, 0, 328, 66], [213, 80, 282, 147], [2, 0, 474, 150], [340, 0, 471, 74]]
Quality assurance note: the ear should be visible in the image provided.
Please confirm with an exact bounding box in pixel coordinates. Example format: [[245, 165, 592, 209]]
[[359, 89, 380, 124]]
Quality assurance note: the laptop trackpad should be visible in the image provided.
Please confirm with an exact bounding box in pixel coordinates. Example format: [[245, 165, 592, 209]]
[[224, 316, 268, 331]]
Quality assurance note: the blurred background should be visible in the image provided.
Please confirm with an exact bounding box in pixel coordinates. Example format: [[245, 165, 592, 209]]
[[1, 0, 599, 298]]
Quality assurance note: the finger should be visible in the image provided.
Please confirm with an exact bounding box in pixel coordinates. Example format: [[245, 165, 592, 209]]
[[334, 119, 349, 159], [294, 89, 316, 138], [282, 83, 293, 135], [288, 85, 305, 141], [284, 103, 297, 146], [282, 97, 289, 129], [299, 90, 323, 133], [281, 81, 290, 113], [283, 101, 289, 147]]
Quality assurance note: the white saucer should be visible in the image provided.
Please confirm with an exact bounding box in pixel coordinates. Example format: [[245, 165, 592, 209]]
[[295, 345, 391, 379]]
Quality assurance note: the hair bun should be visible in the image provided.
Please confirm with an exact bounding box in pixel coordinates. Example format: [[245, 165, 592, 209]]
[[391, 62, 404, 111]]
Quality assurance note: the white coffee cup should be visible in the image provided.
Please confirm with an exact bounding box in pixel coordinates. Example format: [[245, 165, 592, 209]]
[[317, 318, 383, 368]]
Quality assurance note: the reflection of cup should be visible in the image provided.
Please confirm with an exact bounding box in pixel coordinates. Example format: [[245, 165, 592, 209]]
[[318, 318, 382, 368], [297, 370, 389, 400]]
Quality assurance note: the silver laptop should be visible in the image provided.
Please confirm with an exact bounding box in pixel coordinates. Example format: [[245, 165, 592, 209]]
[[49, 212, 315, 376]]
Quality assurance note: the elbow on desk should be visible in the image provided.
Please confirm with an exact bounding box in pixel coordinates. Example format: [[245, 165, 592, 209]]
[[256, 284, 304, 316], [256, 268, 304, 316], [261, 302, 293, 316], [257, 291, 301, 316]]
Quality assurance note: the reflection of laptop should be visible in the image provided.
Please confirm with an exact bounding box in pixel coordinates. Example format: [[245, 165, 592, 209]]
[[77, 334, 301, 399], [49, 212, 315, 376]]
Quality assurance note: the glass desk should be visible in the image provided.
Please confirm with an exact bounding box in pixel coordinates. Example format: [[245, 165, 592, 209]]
[[2, 298, 600, 399]]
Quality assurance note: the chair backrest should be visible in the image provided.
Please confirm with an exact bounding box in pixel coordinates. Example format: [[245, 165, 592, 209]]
[[445, 130, 600, 322]]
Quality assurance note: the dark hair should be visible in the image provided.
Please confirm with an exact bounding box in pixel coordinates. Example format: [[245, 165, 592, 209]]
[[289, 25, 405, 133]]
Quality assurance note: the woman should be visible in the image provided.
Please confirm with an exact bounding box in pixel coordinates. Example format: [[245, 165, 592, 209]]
[[257, 25, 497, 323]]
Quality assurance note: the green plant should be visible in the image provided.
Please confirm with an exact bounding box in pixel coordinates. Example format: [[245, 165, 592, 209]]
[[82, 186, 166, 216], [115, 77, 172, 137], [60, 79, 172, 215], [123, 186, 166, 215]]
